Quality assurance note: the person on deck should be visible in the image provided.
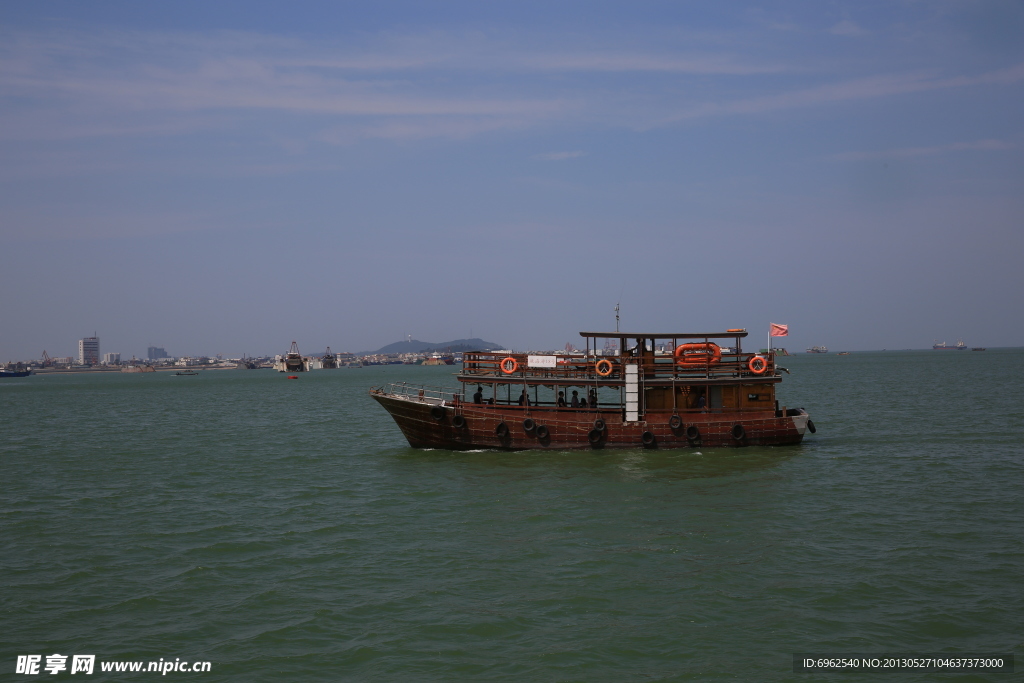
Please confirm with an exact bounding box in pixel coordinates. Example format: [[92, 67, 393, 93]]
[[589, 388, 598, 408], [556, 391, 567, 407], [473, 386, 483, 404], [518, 389, 530, 406], [570, 390, 580, 408]]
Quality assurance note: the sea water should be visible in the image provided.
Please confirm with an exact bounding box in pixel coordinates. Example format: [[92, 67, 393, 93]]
[[3, 350, 1023, 681]]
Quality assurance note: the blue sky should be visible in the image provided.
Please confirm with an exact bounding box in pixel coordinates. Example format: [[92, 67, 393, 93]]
[[2, 1, 1022, 359]]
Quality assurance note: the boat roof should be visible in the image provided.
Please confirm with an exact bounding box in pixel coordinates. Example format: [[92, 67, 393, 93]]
[[579, 331, 748, 339]]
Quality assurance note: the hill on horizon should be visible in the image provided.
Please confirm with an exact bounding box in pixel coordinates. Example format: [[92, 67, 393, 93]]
[[371, 338, 504, 355]]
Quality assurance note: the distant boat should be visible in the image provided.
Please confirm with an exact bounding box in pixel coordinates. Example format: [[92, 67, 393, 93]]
[[0, 368, 31, 378], [836, 352, 850, 355], [174, 370, 198, 376], [318, 347, 339, 369], [275, 341, 308, 372], [806, 346, 828, 353], [971, 347, 987, 351], [933, 339, 967, 350]]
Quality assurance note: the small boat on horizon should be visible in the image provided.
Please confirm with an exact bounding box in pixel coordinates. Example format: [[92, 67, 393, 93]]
[[0, 365, 32, 378]]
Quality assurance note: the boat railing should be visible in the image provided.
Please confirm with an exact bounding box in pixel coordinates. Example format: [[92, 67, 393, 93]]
[[375, 381, 779, 415], [461, 351, 775, 381], [377, 382, 461, 405]]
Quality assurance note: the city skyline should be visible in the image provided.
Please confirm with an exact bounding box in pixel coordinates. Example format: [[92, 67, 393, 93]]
[[5, 328, 1006, 365], [2, 1, 1022, 359]]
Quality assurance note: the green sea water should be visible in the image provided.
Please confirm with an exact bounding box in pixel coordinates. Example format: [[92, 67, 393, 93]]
[[3, 350, 1023, 681]]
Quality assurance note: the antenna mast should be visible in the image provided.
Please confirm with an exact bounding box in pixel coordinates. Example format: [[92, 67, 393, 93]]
[[614, 303, 620, 333]]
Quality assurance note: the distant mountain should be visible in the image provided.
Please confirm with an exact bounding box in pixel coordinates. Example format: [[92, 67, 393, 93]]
[[373, 338, 503, 354]]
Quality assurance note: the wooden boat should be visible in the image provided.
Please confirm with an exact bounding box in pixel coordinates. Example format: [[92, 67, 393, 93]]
[[370, 329, 815, 450]]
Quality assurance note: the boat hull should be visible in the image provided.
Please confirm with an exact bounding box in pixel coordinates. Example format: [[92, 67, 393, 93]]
[[371, 391, 808, 450]]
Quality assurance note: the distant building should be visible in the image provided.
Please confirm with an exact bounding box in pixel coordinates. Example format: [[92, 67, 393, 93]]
[[79, 337, 100, 365], [102, 352, 121, 365], [148, 346, 170, 360]]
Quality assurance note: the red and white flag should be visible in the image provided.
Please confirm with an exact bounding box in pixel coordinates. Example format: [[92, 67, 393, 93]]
[[770, 323, 789, 337]]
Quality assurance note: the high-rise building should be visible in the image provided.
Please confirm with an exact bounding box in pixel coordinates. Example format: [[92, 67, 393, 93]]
[[148, 346, 170, 360], [79, 336, 100, 365]]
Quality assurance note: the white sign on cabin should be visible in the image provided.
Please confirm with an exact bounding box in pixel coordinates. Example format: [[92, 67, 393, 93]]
[[527, 355, 558, 368]]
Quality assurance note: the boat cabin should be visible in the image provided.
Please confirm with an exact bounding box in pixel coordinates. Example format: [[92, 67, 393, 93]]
[[449, 330, 782, 422]]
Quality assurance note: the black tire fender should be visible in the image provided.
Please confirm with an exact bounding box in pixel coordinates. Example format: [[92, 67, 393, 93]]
[[807, 419, 816, 434], [523, 418, 536, 433], [452, 415, 466, 428], [430, 405, 445, 421], [536, 425, 549, 440], [731, 424, 746, 441], [495, 422, 509, 438], [686, 425, 700, 440], [641, 431, 656, 447], [668, 415, 682, 430], [588, 428, 603, 445]]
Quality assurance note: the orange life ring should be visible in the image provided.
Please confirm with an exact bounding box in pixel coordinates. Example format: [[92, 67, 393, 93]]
[[500, 357, 518, 374], [595, 359, 614, 376], [674, 342, 722, 368], [748, 355, 768, 374]]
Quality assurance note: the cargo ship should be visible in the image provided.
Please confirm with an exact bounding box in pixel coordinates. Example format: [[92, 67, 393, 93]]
[[933, 339, 966, 350], [370, 329, 814, 450], [274, 341, 309, 372], [314, 347, 339, 369], [1, 363, 32, 378], [806, 346, 828, 353]]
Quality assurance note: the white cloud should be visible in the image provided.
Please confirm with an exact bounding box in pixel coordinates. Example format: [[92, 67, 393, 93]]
[[1, 25, 1023, 151], [517, 53, 787, 75], [661, 63, 1024, 124], [833, 139, 1015, 161], [533, 151, 585, 161], [830, 20, 866, 37]]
